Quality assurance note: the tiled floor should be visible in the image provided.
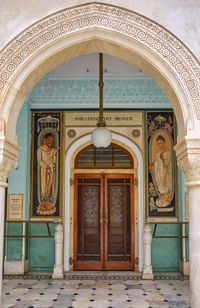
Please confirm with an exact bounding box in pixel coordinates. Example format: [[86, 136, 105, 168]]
[[1, 277, 190, 308]]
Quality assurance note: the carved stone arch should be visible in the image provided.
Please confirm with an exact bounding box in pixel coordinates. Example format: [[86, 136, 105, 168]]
[[0, 2, 200, 142]]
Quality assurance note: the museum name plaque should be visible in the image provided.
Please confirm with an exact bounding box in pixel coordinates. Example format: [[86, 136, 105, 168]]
[[65, 111, 142, 127], [8, 193, 23, 221]]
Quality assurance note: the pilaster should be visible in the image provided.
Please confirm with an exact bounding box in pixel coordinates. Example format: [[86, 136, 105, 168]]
[[52, 223, 64, 279], [0, 135, 20, 303], [142, 224, 153, 280], [175, 137, 200, 308]]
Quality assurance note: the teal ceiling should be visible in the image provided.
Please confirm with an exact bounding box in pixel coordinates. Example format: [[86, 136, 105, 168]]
[[28, 73, 170, 109]]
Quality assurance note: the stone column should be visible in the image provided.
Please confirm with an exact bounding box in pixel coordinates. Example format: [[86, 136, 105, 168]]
[[142, 224, 153, 279], [175, 137, 200, 308], [0, 134, 20, 304], [0, 182, 8, 300], [52, 223, 64, 279]]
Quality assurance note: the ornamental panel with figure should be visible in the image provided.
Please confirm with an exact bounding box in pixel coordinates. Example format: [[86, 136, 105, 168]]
[[147, 111, 176, 219], [31, 111, 61, 218]]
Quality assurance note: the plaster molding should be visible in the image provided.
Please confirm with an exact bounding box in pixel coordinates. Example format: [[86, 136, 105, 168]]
[[0, 3, 199, 118], [0, 137, 20, 185], [174, 137, 200, 184]]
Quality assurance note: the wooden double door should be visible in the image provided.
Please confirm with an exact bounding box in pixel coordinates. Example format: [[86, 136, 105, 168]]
[[74, 173, 134, 270]]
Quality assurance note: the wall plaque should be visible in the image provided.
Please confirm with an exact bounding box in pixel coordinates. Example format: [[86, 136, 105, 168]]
[[8, 193, 23, 221], [65, 111, 142, 127]]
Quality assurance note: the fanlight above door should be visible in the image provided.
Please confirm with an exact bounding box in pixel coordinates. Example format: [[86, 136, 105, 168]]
[[75, 143, 134, 168]]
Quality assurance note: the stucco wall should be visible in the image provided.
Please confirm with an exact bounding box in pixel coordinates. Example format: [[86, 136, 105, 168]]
[[1, 0, 200, 60]]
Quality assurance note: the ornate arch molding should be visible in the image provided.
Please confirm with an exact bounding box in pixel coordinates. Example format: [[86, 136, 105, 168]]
[[0, 2, 200, 119]]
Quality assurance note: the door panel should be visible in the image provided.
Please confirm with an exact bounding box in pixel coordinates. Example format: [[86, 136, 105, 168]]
[[74, 174, 134, 270], [105, 175, 134, 270], [74, 175, 103, 270]]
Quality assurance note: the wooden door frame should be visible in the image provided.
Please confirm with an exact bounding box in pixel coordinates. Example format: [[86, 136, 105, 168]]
[[73, 173, 135, 270]]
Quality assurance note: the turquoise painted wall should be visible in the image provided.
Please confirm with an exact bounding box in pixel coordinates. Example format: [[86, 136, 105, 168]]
[[5, 101, 31, 262], [151, 224, 181, 271], [28, 223, 56, 271], [6, 223, 22, 261], [7, 100, 31, 220]]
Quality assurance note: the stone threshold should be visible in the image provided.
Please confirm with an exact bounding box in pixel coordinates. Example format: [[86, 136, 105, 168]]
[[3, 271, 189, 280]]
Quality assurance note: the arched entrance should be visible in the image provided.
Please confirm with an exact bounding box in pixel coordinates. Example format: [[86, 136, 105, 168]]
[[64, 134, 144, 272], [74, 143, 134, 270], [1, 2, 200, 306]]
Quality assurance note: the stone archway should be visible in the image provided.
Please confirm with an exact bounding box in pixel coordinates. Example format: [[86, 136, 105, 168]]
[[64, 133, 144, 273], [0, 3, 200, 307], [0, 3, 200, 141]]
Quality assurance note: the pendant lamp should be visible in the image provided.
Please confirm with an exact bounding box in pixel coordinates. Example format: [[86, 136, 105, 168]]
[[91, 53, 112, 148]]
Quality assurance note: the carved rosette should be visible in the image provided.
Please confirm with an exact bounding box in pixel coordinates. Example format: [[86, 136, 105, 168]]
[[174, 138, 200, 185], [0, 3, 200, 118], [0, 137, 20, 187]]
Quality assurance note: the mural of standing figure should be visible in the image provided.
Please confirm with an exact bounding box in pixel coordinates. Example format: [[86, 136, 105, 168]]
[[37, 132, 59, 215], [149, 135, 172, 208]]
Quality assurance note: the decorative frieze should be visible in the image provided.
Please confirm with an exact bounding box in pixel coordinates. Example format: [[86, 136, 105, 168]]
[[28, 74, 169, 105]]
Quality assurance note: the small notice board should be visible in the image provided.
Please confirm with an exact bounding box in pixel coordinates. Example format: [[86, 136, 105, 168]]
[[8, 194, 23, 221]]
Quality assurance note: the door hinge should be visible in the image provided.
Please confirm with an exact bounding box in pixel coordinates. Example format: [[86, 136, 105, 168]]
[[70, 178, 74, 186]]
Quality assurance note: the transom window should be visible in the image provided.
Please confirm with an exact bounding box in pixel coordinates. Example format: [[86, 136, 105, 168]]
[[75, 143, 133, 168]]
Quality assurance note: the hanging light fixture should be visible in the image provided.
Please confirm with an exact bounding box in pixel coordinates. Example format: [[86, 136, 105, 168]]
[[91, 53, 112, 148]]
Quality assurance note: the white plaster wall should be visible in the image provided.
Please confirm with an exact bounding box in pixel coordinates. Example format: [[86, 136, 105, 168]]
[[0, 0, 200, 60]]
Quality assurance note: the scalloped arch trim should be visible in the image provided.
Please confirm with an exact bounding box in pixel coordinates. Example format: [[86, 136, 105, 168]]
[[0, 3, 200, 118]]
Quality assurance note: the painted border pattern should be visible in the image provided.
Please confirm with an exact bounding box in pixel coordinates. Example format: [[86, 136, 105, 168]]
[[0, 3, 200, 118]]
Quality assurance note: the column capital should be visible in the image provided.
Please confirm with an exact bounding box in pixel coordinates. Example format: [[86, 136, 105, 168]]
[[174, 137, 200, 186], [0, 136, 20, 187]]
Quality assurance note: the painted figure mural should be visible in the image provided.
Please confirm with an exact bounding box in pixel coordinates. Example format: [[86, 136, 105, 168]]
[[31, 112, 61, 218], [147, 111, 176, 218], [149, 133, 173, 207], [37, 132, 59, 215]]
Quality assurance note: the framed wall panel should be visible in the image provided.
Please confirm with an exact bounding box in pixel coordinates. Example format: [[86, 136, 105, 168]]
[[147, 111, 177, 220], [31, 111, 62, 219]]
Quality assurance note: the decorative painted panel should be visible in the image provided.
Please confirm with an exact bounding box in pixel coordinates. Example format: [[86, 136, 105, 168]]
[[31, 111, 61, 218], [147, 111, 176, 219], [28, 73, 170, 106]]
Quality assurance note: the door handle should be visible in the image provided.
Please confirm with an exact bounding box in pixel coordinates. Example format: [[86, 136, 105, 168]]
[[105, 210, 108, 225], [100, 207, 103, 224]]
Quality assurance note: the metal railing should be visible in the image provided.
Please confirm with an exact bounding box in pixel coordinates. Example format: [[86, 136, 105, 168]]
[[151, 221, 189, 239], [4, 220, 59, 238]]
